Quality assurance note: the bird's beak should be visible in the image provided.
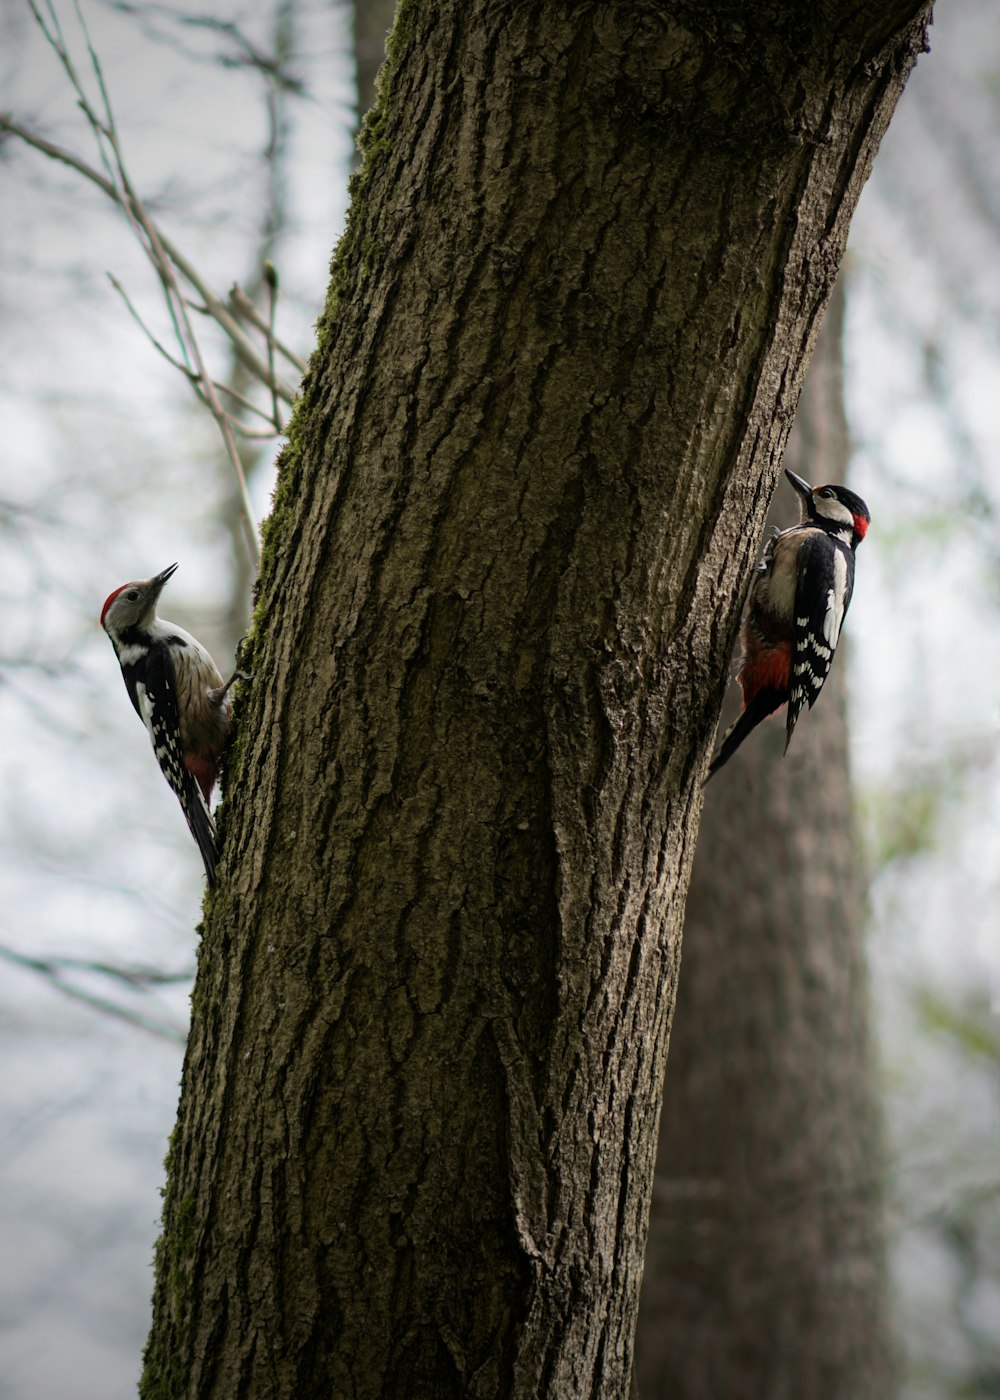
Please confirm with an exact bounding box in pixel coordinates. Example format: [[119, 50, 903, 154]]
[[150, 562, 179, 594], [784, 469, 812, 499]]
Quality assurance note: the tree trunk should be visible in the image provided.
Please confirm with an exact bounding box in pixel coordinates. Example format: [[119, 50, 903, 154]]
[[634, 284, 893, 1399], [142, 5, 930, 1397]]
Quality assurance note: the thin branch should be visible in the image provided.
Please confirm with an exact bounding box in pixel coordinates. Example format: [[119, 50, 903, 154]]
[[0, 944, 194, 987], [106, 3, 309, 95], [71, 6, 260, 551], [108, 271, 195, 377], [5, 2, 313, 560], [0, 116, 117, 197], [107, 273, 271, 434], [0, 941, 188, 1043], [264, 261, 283, 432], [109, 273, 283, 434], [210, 378, 283, 427], [224, 420, 284, 440], [154, 238, 298, 402], [23, 0, 263, 558], [229, 281, 308, 374], [0, 123, 298, 404]]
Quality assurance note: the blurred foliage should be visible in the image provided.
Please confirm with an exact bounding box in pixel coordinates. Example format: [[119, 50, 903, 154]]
[[916, 990, 1000, 1069]]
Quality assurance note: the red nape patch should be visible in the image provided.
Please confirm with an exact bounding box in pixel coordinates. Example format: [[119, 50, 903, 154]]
[[853, 513, 869, 540], [100, 585, 128, 628], [740, 645, 791, 703]]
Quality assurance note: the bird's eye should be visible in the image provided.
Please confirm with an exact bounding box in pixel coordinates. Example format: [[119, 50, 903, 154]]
[[126, 590, 140, 601], [820, 488, 835, 499]]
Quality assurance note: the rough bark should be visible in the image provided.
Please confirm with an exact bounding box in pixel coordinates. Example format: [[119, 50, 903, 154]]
[[142, 4, 930, 1397], [635, 285, 893, 1399]]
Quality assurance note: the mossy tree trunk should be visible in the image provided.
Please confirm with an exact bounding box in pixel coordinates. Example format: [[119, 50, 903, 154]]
[[352, 0, 399, 150], [143, 4, 930, 1397], [635, 285, 894, 1399]]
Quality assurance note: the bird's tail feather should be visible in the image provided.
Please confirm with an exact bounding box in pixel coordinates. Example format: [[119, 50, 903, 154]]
[[705, 687, 785, 781], [183, 774, 219, 884]]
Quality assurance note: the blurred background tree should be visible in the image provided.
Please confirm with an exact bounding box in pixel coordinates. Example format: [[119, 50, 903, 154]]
[[635, 286, 894, 1400], [0, 1, 996, 1396]]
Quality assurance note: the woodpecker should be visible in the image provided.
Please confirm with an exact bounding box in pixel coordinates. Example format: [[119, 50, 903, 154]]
[[101, 563, 239, 883], [706, 469, 870, 779]]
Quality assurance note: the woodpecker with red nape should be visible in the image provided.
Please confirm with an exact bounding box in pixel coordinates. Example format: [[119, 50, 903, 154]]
[[706, 469, 870, 779], [101, 563, 240, 883]]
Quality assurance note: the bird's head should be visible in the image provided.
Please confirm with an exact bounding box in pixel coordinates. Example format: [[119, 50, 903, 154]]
[[100, 562, 178, 637], [785, 470, 869, 546]]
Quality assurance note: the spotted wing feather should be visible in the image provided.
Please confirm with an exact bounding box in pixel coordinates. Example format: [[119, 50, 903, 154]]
[[785, 532, 855, 750], [136, 642, 219, 883]]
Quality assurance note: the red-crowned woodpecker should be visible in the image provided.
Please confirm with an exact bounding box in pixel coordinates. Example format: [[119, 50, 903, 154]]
[[706, 469, 870, 779], [101, 563, 239, 882]]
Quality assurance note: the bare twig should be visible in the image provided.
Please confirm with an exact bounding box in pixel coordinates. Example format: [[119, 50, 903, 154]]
[[264, 261, 282, 432], [1, 115, 298, 403], [106, 3, 309, 95], [0, 944, 193, 987], [210, 379, 285, 429], [153, 240, 298, 403], [109, 273, 283, 435], [220, 418, 283, 441], [0, 941, 189, 1043], [229, 282, 308, 374], [108, 272, 194, 377], [6, 1, 315, 561], [83, 5, 260, 554]]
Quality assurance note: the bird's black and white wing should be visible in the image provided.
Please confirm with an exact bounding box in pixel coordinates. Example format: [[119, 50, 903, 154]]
[[785, 531, 855, 749], [136, 642, 219, 882]]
